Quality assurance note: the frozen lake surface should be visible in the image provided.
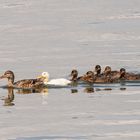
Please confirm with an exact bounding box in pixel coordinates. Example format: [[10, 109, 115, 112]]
[[0, 0, 140, 139]]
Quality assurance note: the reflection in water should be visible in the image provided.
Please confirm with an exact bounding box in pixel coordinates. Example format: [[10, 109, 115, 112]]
[[16, 87, 49, 94], [71, 89, 78, 93], [120, 87, 126, 90], [3, 88, 14, 106], [1, 85, 127, 107], [16, 87, 49, 105], [41, 88, 49, 105], [84, 87, 94, 93], [1, 87, 49, 106], [71, 86, 127, 94]]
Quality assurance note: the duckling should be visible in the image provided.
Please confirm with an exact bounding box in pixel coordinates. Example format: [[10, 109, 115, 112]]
[[70, 69, 86, 82], [81, 71, 95, 83], [95, 65, 101, 76], [119, 68, 140, 81], [0, 70, 44, 88], [70, 69, 78, 81], [103, 66, 119, 82], [103, 66, 118, 76]]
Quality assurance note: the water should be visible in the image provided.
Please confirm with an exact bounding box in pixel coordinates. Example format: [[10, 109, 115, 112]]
[[0, 0, 140, 139]]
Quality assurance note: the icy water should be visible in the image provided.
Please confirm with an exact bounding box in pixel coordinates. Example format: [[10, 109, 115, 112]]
[[0, 0, 140, 140]]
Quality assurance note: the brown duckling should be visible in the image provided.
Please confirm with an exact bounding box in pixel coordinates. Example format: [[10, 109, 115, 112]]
[[119, 68, 140, 80], [0, 70, 44, 88], [95, 65, 101, 76], [70, 69, 78, 82], [103, 66, 119, 76], [103, 66, 120, 80], [81, 71, 95, 83], [70, 69, 89, 82]]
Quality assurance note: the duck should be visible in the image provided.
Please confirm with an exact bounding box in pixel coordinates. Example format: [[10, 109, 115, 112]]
[[70, 69, 87, 83], [80, 71, 95, 83], [94, 65, 102, 76], [38, 72, 71, 86], [103, 66, 119, 76], [0, 70, 44, 88], [119, 68, 140, 81], [103, 66, 120, 81], [70, 69, 79, 81]]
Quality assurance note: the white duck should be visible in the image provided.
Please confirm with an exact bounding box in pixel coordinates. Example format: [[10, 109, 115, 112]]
[[38, 72, 71, 86]]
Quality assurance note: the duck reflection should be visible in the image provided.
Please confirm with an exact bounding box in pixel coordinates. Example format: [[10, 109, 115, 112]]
[[3, 87, 14, 106], [42, 88, 49, 105], [16, 87, 49, 94], [71, 89, 78, 93], [84, 87, 94, 93]]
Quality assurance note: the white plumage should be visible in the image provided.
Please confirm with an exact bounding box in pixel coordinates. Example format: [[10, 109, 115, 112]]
[[46, 78, 71, 86], [41, 72, 71, 86]]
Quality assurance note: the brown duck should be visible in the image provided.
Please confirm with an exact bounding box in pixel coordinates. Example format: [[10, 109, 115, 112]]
[[0, 70, 44, 88], [70, 69, 79, 82], [80, 71, 95, 83], [95, 65, 102, 76], [119, 68, 140, 80]]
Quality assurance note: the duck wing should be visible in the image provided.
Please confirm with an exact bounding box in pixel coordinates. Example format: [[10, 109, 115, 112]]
[[14, 79, 43, 88]]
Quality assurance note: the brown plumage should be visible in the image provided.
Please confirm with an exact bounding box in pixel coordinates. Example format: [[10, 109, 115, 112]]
[[0, 70, 44, 88], [80, 71, 95, 83], [119, 68, 140, 80], [95, 65, 101, 76], [70, 69, 78, 82]]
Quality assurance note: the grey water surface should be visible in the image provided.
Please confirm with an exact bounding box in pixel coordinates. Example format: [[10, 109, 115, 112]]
[[0, 0, 140, 140]]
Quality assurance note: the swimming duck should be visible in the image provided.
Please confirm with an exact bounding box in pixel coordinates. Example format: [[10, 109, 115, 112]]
[[95, 65, 101, 76], [39, 72, 71, 86], [119, 68, 140, 81], [103, 66, 119, 80], [80, 71, 95, 83], [0, 70, 44, 88], [70, 69, 87, 82], [70, 69, 78, 81]]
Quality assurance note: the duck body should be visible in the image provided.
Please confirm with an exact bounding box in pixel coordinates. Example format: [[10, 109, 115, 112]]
[[45, 78, 71, 86], [14, 78, 44, 88]]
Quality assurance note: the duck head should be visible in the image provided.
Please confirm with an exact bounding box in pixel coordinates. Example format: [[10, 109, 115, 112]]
[[0, 70, 15, 87], [120, 68, 126, 79], [85, 71, 95, 83], [95, 65, 101, 75], [70, 69, 78, 81], [37, 72, 49, 84], [104, 66, 111, 76], [86, 71, 94, 77]]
